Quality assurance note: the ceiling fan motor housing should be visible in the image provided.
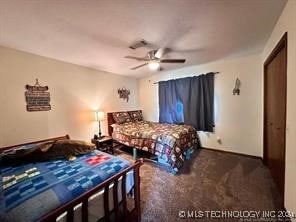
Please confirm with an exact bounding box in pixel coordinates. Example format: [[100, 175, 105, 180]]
[[148, 50, 158, 60]]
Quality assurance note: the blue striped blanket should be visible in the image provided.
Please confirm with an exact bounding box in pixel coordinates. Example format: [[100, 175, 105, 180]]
[[0, 150, 132, 222]]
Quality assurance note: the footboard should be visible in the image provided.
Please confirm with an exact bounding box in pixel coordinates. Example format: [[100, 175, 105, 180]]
[[38, 158, 143, 222]]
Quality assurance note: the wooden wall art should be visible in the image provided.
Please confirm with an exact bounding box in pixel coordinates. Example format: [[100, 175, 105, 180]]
[[25, 79, 51, 111], [118, 87, 130, 102], [233, 78, 241, 95]]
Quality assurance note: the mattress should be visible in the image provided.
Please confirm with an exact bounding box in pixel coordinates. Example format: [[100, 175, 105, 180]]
[[0, 150, 134, 222], [112, 121, 200, 172]]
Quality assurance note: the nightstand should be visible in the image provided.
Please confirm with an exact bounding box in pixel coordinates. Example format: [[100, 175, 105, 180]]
[[91, 136, 114, 154]]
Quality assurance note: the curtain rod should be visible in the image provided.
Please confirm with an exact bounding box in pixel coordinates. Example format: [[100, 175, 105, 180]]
[[153, 72, 220, 84]]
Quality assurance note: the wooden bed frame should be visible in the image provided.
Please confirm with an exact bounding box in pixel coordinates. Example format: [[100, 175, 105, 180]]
[[107, 110, 196, 174], [0, 135, 143, 222], [107, 110, 142, 136]]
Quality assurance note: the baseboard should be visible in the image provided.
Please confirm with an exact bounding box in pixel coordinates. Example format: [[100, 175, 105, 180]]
[[200, 147, 263, 160]]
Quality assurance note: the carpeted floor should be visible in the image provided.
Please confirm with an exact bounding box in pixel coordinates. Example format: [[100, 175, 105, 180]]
[[117, 147, 283, 222]]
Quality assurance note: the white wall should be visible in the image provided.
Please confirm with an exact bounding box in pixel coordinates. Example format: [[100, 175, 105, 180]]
[[0, 46, 138, 147], [263, 0, 296, 214], [139, 53, 263, 157]]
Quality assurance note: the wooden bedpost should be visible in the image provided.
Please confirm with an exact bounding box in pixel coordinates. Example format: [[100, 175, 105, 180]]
[[134, 158, 143, 222], [133, 147, 138, 160]]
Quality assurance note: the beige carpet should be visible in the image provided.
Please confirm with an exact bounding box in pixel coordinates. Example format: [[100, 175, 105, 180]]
[[117, 148, 283, 222]]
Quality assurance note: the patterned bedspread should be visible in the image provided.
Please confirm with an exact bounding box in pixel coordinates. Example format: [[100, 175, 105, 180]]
[[0, 150, 132, 222], [112, 121, 200, 172]]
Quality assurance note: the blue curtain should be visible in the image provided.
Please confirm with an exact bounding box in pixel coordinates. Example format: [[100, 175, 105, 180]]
[[159, 72, 215, 132]]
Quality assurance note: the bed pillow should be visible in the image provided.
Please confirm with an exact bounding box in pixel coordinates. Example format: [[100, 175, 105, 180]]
[[128, 110, 143, 122], [112, 112, 132, 124], [0, 140, 95, 164], [0, 141, 54, 164], [44, 139, 96, 159]]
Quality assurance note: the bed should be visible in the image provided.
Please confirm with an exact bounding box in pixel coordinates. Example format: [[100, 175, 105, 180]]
[[0, 135, 142, 222], [107, 110, 200, 174]]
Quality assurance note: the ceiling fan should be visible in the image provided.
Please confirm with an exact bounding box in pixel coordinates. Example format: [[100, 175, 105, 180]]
[[124, 48, 186, 71]]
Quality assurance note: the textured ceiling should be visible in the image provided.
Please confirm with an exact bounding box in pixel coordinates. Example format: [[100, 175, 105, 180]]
[[0, 0, 286, 78]]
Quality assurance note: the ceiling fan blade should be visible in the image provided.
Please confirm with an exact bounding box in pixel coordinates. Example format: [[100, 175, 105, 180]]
[[124, 56, 148, 61], [160, 59, 186, 63], [130, 63, 148, 70], [155, 48, 170, 59]]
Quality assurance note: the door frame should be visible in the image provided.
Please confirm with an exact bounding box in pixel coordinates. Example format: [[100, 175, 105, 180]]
[[263, 32, 287, 201]]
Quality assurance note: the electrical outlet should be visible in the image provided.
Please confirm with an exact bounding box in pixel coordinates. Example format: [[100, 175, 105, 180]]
[[217, 137, 222, 144]]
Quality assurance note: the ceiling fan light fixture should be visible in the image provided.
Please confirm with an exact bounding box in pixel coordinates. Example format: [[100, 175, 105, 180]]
[[148, 61, 160, 71]]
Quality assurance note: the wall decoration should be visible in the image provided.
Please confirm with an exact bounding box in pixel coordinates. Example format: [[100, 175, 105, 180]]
[[25, 79, 51, 111], [118, 87, 130, 102], [232, 78, 241, 95]]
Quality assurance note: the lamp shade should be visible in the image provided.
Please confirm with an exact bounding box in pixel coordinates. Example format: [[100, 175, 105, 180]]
[[95, 111, 105, 121]]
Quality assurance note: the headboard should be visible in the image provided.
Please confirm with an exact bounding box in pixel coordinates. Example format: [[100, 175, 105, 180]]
[[0, 135, 70, 153], [107, 110, 142, 136]]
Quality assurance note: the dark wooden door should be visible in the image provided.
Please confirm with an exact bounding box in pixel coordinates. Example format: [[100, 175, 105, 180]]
[[264, 32, 287, 202]]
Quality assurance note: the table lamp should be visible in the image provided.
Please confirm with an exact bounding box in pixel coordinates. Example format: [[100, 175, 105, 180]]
[[95, 110, 105, 139]]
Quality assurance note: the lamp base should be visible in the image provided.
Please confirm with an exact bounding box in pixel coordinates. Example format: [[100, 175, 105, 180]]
[[94, 134, 105, 140]]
